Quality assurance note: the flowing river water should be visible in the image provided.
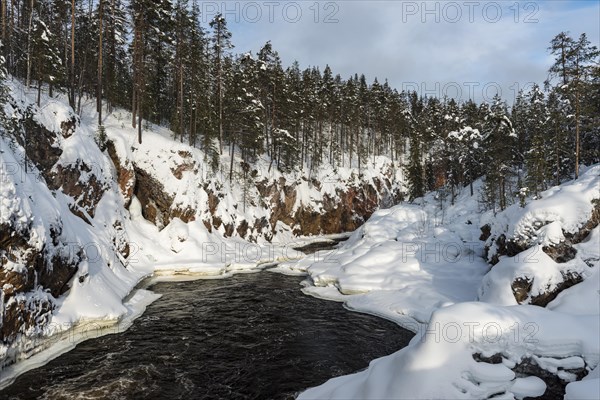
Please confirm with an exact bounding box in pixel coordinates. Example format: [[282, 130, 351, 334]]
[[1, 265, 413, 399]]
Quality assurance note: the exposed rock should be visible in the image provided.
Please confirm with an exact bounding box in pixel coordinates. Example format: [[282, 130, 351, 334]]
[[112, 221, 130, 260], [170, 161, 195, 180], [511, 277, 533, 304], [107, 141, 136, 208], [206, 188, 220, 215], [489, 234, 529, 265], [171, 207, 196, 223], [236, 220, 249, 238], [542, 243, 578, 263], [565, 199, 600, 244], [0, 222, 79, 348], [511, 271, 583, 307], [485, 200, 599, 266], [0, 296, 54, 343], [224, 223, 234, 238], [115, 151, 402, 239], [480, 224, 491, 241], [20, 116, 62, 176], [473, 353, 588, 400], [60, 116, 78, 138], [133, 166, 174, 230], [528, 271, 582, 307], [37, 253, 80, 298], [47, 162, 106, 218], [513, 357, 587, 400]]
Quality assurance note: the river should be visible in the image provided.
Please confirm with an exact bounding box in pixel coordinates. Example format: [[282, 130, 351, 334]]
[[0, 271, 413, 399]]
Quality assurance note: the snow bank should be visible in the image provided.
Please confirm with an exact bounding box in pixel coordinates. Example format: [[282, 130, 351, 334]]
[[483, 165, 600, 260], [565, 366, 600, 400], [300, 302, 599, 399], [280, 180, 489, 327], [294, 168, 599, 399]]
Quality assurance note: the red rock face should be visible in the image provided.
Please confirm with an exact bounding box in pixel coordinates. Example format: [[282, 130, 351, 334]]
[[0, 222, 79, 345], [112, 150, 402, 238], [107, 141, 136, 209]]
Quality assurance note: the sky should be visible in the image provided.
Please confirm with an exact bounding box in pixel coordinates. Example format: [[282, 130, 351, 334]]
[[200, 0, 600, 103]]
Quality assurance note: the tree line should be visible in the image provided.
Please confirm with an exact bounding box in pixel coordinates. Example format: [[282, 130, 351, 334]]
[[0, 0, 598, 211]]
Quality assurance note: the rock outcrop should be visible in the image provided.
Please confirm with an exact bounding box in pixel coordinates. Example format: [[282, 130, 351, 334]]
[[474, 353, 589, 400], [481, 198, 599, 307], [108, 139, 403, 240]]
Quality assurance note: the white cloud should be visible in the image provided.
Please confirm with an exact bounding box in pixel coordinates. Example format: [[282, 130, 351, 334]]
[[220, 0, 599, 102]]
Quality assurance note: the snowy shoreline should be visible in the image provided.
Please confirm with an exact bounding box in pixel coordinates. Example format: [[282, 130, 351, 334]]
[[0, 236, 346, 392], [0, 288, 159, 390]]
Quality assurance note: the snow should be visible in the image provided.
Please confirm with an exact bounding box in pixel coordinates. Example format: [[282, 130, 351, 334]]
[[548, 253, 600, 315], [2, 78, 599, 399], [299, 302, 599, 400], [478, 245, 582, 305], [279, 180, 489, 326], [483, 164, 600, 260], [565, 366, 600, 400], [293, 170, 599, 399]]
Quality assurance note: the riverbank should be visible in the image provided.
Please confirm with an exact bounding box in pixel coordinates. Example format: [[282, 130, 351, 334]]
[[0, 272, 413, 399], [0, 237, 349, 392]]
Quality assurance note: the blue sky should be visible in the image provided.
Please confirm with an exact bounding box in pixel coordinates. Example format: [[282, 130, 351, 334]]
[[202, 1, 600, 102]]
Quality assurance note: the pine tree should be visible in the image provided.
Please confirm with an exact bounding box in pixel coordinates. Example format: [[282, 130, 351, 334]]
[[523, 84, 550, 197], [104, 0, 128, 113], [405, 130, 424, 201], [482, 96, 518, 211], [31, 17, 61, 105], [548, 32, 599, 179], [129, 0, 174, 143], [209, 13, 233, 155]]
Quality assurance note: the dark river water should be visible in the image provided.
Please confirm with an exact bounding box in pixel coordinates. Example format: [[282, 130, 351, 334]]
[[1, 271, 413, 400]]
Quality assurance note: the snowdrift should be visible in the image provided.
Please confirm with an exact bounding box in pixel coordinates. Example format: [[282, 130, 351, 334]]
[[293, 171, 600, 399]]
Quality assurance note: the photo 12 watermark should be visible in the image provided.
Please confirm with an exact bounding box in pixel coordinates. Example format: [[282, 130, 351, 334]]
[[401, 81, 538, 103], [420, 320, 540, 344], [201, 1, 340, 24], [400, 1, 540, 24]]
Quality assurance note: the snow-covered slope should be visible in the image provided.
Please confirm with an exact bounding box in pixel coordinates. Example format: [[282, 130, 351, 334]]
[[278, 180, 489, 325], [0, 83, 154, 374], [104, 108, 403, 241], [0, 78, 404, 383], [291, 170, 600, 399]]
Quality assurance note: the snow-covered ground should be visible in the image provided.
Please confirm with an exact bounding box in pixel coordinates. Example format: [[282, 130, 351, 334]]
[[279, 179, 489, 326], [290, 167, 600, 399]]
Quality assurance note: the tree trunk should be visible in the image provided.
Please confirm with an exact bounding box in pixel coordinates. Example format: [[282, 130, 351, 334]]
[[555, 124, 560, 186], [575, 88, 580, 179], [2, 0, 6, 46], [70, 0, 75, 108], [178, 52, 184, 142], [97, 0, 103, 126], [132, 87, 137, 128], [26, 0, 34, 88], [36, 65, 41, 106], [138, 101, 142, 144], [229, 136, 235, 182], [216, 24, 223, 154]]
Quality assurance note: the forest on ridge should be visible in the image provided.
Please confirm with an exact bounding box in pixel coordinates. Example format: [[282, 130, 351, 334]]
[[0, 0, 598, 211]]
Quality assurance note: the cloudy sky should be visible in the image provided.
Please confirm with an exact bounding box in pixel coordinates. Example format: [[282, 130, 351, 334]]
[[201, 1, 599, 103]]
